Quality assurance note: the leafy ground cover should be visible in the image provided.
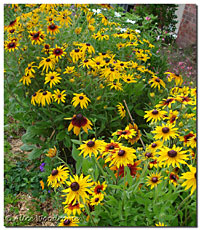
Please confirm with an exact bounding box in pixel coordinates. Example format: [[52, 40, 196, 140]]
[[4, 4, 196, 227]]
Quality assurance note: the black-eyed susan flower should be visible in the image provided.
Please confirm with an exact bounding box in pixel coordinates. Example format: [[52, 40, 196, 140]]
[[179, 132, 195, 147], [158, 145, 189, 168], [39, 55, 56, 73], [78, 42, 95, 54], [75, 27, 82, 34], [107, 146, 136, 168], [70, 48, 83, 63], [152, 123, 179, 142], [165, 171, 179, 186], [25, 62, 37, 75], [50, 45, 66, 61], [47, 165, 69, 189], [29, 30, 46, 45], [31, 89, 42, 106], [65, 114, 92, 136], [93, 181, 107, 195], [46, 146, 57, 158], [187, 134, 196, 148], [116, 103, 126, 119], [108, 81, 123, 91], [102, 140, 122, 160], [53, 89, 66, 104], [58, 216, 79, 227], [71, 93, 91, 109], [144, 109, 167, 123], [128, 123, 141, 145], [44, 71, 61, 88], [166, 110, 179, 124], [165, 71, 183, 86], [78, 138, 105, 158], [5, 40, 19, 52], [146, 172, 162, 189], [156, 97, 176, 109], [40, 90, 53, 106], [122, 74, 137, 83], [63, 66, 75, 74], [148, 76, 166, 90], [42, 43, 51, 54], [47, 23, 60, 35], [63, 201, 84, 216], [19, 73, 33, 86], [62, 174, 94, 205], [112, 126, 136, 141], [180, 165, 196, 195], [90, 193, 104, 206], [148, 140, 162, 152], [57, 10, 72, 27]]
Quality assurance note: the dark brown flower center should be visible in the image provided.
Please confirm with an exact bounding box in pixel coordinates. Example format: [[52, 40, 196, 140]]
[[71, 182, 80, 191], [46, 58, 50, 62], [151, 143, 157, 148], [194, 173, 196, 179], [8, 42, 15, 48], [84, 59, 88, 63], [155, 78, 160, 82], [151, 177, 158, 183], [96, 62, 100, 65], [96, 188, 101, 193], [127, 78, 130, 81], [109, 145, 115, 150], [33, 93, 36, 97], [86, 43, 90, 46], [121, 131, 127, 135], [45, 45, 49, 49], [54, 48, 61, 54], [95, 198, 99, 202], [145, 152, 152, 158], [79, 96, 84, 100], [50, 76, 54, 80], [64, 219, 71, 225], [51, 169, 58, 176], [10, 29, 15, 33], [162, 127, 169, 133], [76, 114, 83, 120], [75, 49, 79, 52], [166, 98, 173, 103], [58, 95, 61, 98], [102, 52, 106, 55], [168, 150, 177, 157], [152, 110, 158, 115], [87, 141, 95, 147], [43, 91, 47, 96], [33, 32, 40, 38], [110, 68, 114, 71], [170, 174, 177, 181], [49, 24, 56, 30], [118, 150, 125, 156]]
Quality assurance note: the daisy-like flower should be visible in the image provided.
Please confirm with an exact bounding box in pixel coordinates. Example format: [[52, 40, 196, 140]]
[[102, 140, 122, 159], [146, 172, 162, 189], [165, 110, 179, 124], [40, 90, 53, 106], [158, 145, 189, 168], [31, 89, 42, 106], [147, 140, 163, 153], [108, 81, 123, 91], [70, 48, 83, 63], [25, 62, 37, 75], [187, 134, 196, 148], [44, 71, 62, 88], [62, 174, 94, 205], [47, 23, 60, 35], [50, 45, 66, 61], [128, 123, 141, 145], [122, 74, 137, 83], [112, 126, 136, 140], [156, 97, 176, 109], [90, 193, 104, 206], [116, 103, 126, 119], [39, 55, 56, 73], [165, 171, 179, 186], [5, 40, 19, 52], [53, 89, 66, 104], [65, 114, 92, 136], [46, 146, 57, 158], [42, 43, 51, 54], [19, 73, 33, 86], [179, 132, 195, 147], [29, 30, 46, 45], [63, 201, 84, 216], [78, 138, 105, 158], [78, 42, 95, 54], [165, 71, 183, 86], [75, 27, 82, 34], [144, 109, 167, 123], [71, 93, 91, 109], [58, 216, 79, 227], [149, 76, 166, 90], [152, 123, 179, 142], [108, 146, 136, 168], [63, 66, 75, 74], [47, 165, 69, 189], [180, 165, 196, 195], [93, 181, 107, 195]]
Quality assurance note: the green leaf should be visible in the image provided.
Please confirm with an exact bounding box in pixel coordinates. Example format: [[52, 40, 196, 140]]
[[56, 130, 66, 141], [20, 144, 36, 151], [28, 148, 42, 160], [71, 139, 81, 145], [134, 109, 145, 117], [72, 144, 83, 174]]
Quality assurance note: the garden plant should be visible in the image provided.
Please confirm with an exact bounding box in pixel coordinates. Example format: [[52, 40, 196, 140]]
[[4, 4, 196, 227]]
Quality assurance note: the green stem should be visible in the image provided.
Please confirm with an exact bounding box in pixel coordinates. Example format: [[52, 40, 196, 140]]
[[176, 193, 191, 215], [56, 156, 73, 175], [133, 160, 148, 192], [79, 133, 82, 144], [93, 156, 107, 178]]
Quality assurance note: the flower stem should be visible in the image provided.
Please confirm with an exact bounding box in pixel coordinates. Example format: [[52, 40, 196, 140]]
[[93, 156, 107, 178], [133, 160, 148, 192], [84, 203, 96, 226], [56, 156, 73, 175]]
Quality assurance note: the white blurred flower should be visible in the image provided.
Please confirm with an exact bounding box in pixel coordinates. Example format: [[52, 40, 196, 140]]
[[92, 9, 102, 14], [156, 35, 160, 40], [126, 19, 136, 24], [114, 12, 121, 17], [173, 34, 177, 38], [120, 28, 127, 32], [135, 29, 140, 33]]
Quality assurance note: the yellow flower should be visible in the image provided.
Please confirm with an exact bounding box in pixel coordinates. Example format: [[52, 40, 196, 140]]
[[144, 109, 167, 123], [71, 93, 91, 109], [149, 76, 166, 90], [116, 103, 126, 119], [155, 222, 167, 226], [75, 27, 82, 34], [47, 165, 69, 189], [46, 146, 57, 158], [180, 165, 196, 195], [44, 71, 62, 88], [58, 216, 79, 227], [112, 126, 136, 140], [39, 90, 53, 106], [63, 201, 84, 216], [78, 138, 105, 158], [40, 180, 44, 190], [62, 174, 94, 205], [90, 193, 104, 206], [39, 55, 56, 73], [146, 172, 162, 189], [53, 89, 66, 104]]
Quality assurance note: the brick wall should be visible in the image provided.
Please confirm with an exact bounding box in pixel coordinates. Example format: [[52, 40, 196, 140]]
[[176, 4, 197, 48]]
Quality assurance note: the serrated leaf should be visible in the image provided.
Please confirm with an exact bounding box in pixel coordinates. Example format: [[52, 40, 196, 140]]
[[28, 148, 42, 160]]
